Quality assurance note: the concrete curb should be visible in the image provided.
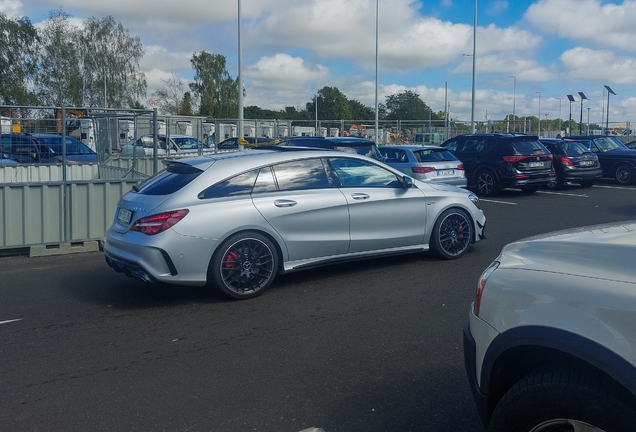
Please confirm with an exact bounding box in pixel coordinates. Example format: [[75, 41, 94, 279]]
[[29, 241, 100, 257]]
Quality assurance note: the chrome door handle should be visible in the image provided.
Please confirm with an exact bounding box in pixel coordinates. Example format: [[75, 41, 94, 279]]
[[351, 193, 370, 200], [274, 200, 297, 207]]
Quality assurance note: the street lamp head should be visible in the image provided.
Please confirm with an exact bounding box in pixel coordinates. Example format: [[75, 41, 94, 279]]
[[578, 92, 587, 100], [567, 94, 575, 102], [604, 85, 616, 96]]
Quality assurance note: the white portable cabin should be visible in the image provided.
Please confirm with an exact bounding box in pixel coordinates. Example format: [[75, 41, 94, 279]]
[[1, 116, 10, 133], [118, 119, 135, 148], [176, 120, 193, 136], [292, 126, 316, 137]]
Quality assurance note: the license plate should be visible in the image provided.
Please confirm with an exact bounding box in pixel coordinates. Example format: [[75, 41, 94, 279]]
[[528, 161, 544, 168], [437, 169, 455, 176], [580, 160, 594, 166], [118, 208, 132, 224]]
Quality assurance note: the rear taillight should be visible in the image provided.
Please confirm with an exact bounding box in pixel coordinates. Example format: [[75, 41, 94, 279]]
[[475, 261, 499, 316], [503, 154, 552, 163], [412, 166, 436, 174], [457, 163, 465, 170], [556, 156, 574, 167], [130, 209, 189, 236]]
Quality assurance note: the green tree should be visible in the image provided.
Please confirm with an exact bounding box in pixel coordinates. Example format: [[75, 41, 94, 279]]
[[0, 13, 40, 105], [36, 8, 83, 106], [189, 51, 238, 118], [385, 90, 432, 120], [348, 99, 374, 120], [79, 15, 146, 108], [180, 92, 194, 116], [306, 86, 352, 120]]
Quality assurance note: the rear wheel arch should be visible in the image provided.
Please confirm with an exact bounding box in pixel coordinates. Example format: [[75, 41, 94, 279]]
[[480, 326, 636, 421], [612, 161, 636, 184]]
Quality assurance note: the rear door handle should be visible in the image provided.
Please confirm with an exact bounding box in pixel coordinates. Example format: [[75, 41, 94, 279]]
[[274, 199, 297, 207], [351, 193, 370, 200]]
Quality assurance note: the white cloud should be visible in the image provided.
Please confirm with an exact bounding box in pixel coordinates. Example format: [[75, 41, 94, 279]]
[[0, 0, 23, 17], [560, 47, 636, 83], [525, 0, 636, 50]]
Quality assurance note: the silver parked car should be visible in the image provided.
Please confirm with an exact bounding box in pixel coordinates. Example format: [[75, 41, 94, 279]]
[[378, 145, 467, 188], [104, 149, 486, 299], [464, 221, 636, 432]]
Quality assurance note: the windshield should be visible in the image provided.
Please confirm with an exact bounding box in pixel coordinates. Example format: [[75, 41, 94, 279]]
[[593, 136, 626, 152], [173, 137, 201, 150]]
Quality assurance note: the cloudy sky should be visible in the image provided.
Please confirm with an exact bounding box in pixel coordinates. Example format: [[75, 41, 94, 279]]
[[4, 0, 636, 126]]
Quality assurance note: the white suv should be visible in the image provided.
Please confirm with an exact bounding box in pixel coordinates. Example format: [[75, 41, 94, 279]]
[[464, 221, 636, 432]]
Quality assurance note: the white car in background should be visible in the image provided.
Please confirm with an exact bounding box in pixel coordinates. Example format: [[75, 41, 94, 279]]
[[464, 221, 636, 432], [120, 134, 208, 157]]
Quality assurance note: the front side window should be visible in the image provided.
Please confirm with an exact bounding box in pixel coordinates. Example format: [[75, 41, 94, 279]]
[[329, 157, 402, 188]]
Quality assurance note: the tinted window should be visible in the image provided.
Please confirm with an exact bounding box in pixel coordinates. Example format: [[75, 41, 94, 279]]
[[561, 142, 589, 156], [199, 170, 258, 199], [509, 140, 549, 155], [137, 163, 203, 196], [329, 157, 401, 188], [442, 139, 459, 152], [413, 149, 458, 162], [273, 158, 331, 191]]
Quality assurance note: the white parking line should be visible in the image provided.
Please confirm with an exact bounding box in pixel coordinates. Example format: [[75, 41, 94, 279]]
[[538, 191, 589, 197], [0, 319, 23, 325], [480, 199, 518, 205], [594, 184, 636, 191]]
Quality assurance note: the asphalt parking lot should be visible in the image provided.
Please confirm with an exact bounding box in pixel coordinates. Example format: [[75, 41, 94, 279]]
[[1, 181, 635, 432]]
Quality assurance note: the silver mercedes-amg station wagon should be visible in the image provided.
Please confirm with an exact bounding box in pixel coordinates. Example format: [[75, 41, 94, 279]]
[[104, 148, 486, 299]]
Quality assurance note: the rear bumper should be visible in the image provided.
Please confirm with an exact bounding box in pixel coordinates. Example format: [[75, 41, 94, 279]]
[[562, 167, 602, 182]]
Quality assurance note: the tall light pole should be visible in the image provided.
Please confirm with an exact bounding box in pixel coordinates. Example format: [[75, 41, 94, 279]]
[[237, 0, 244, 148], [587, 107, 591, 134], [567, 94, 575, 136], [605, 85, 616, 134], [470, 0, 477, 133], [508, 75, 516, 132], [558, 97, 564, 135], [535, 91, 541, 136], [578, 91, 587, 135], [374, 0, 379, 143]]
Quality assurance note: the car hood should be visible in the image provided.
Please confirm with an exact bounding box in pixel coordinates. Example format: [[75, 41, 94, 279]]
[[497, 221, 636, 283], [600, 148, 636, 157]]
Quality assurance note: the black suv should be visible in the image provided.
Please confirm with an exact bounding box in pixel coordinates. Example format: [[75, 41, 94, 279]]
[[440, 134, 555, 196], [276, 136, 385, 161]]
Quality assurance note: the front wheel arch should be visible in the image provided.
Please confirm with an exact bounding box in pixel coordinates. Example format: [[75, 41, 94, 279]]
[[613, 163, 636, 185]]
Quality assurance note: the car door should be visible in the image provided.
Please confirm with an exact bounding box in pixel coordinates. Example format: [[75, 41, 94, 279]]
[[327, 156, 428, 253], [251, 157, 350, 261]]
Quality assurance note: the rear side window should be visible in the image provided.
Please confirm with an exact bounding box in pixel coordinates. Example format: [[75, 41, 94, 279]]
[[199, 170, 258, 199], [137, 163, 203, 195], [272, 158, 331, 191]]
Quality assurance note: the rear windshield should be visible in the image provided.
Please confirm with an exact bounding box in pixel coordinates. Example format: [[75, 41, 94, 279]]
[[136, 163, 203, 195], [560, 141, 590, 156], [510, 139, 549, 155], [413, 148, 458, 162]]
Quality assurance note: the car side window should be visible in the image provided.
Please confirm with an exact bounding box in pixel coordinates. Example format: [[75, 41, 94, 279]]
[[199, 170, 258, 199], [272, 158, 331, 191], [329, 157, 402, 188], [443, 139, 459, 152], [379, 148, 406, 163]]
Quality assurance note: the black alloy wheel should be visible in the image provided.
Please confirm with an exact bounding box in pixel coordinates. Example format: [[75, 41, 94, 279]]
[[210, 232, 278, 300], [430, 208, 473, 260], [475, 169, 499, 196]]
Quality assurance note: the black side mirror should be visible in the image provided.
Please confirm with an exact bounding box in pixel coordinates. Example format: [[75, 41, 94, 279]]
[[402, 175, 414, 189]]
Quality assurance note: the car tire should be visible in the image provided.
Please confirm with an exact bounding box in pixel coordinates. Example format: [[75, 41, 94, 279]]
[[209, 232, 279, 300], [430, 208, 473, 260], [475, 169, 499, 197], [488, 367, 636, 432], [614, 164, 635, 185], [580, 180, 596, 188]]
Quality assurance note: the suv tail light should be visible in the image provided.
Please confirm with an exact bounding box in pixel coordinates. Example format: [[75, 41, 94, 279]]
[[412, 166, 436, 174], [503, 154, 553, 163], [475, 261, 499, 316], [130, 209, 189, 235], [457, 163, 465, 170]]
